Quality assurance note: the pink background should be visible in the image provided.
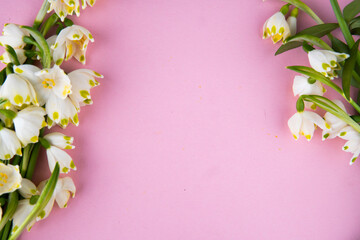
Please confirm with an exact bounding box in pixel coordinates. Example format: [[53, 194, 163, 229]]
[[1, 0, 360, 239]]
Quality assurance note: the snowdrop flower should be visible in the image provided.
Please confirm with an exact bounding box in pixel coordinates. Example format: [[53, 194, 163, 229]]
[[322, 100, 348, 140], [0, 163, 21, 195], [288, 111, 328, 141], [68, 69, 102, 109], [47, 0, 81, 22], [11, 199, 36, 233], [263, 12, 291, 43], [37, 177, 76, 220], [81, 0, 96, 9], [52, 25, 94, 65], [308, 50, 349, 79], [0, 127, 22, 160], [287, 16, 297, 36], [0, 104, 17, 128], [41, 134, 76, 174], [13, 106, 46, 146], [13, 64, 78, 127], [0, 24, 29, 65], [18, 179, 39, 199], [0, 74, 38, 107], [337, 126, 360, 165]]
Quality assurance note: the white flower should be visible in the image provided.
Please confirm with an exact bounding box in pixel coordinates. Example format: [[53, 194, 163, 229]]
[[11, 199, 36, 232], [287, 16, 297, 36], [263, 12, 291, 43], [322, 100, 348, 140], [44, 132, 74, 149], [13, 64, 78, 127], [0, 127, 22, 160], [52, 25, 94, 65], [68, 69, 102, 109], [0, 24, 29, 65], [337, 126, 360, 165], [47, 0, 81, 22], [13, 106, 46, 146], [293, 75, 324, 96], [81, 0, 96, 9], [288, 111, 328, 141], [0, 74, 38, 107], [308, 50, 349, 79], [37, 177, 76, 220], [0, 24, 28, 49], [43, 134, 76, 173], [19, 179, 39, 199], [0, 163, 21, 195]]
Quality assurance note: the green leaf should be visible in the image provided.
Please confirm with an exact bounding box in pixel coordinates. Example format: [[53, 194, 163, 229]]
[[331, 37, 350, 53], [20, 26, 51, 69], [287, 66, 343, 94], [342, 40, 360, 100], [343, 0, 360, 22], [285, 34, 333, 50], [5, 45, 20, 66], [0, 192, 18, 231], [8, 163, 59, 240], [0, 109, 17, 120], [281, 0, 323, 24], [275, 23, 338, 55]]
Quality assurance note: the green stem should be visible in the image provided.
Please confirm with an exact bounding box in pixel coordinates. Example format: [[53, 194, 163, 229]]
[[20, 145, 33, 177], [330, 0, 355, 47], [25, 143, 41, 179], [0, 192, 18, 231], [33, 0, 50, 30], [40, 14, 59, 36], [1, 221, 12, 240]]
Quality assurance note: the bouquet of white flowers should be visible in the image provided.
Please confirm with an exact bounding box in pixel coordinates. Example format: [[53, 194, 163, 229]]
[[264, 0, 360, 165], [0, 0, 102, 239]]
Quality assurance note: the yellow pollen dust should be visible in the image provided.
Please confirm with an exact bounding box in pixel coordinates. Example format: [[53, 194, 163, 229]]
[[42, 78, 56, 89]]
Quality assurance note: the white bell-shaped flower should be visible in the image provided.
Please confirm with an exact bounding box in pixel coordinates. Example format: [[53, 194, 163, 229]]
[[288, 111, 328, 141], [52, 25, 94, 65], [18, 178, 39, 199], [0, 163, 21, 195], [47, 0, 81, 21], [13, 106, 46, 146], [308, 50, 349, 79], [322, 100, 348, 140], [11, 199, 36, 232], [263, 12, 291, 43], [36, 177, 76, 220], [44, 132, 74, 150], [0, 127, 22, 160], [287, 16, 297, 36], [68, 69, 102, 109], [337, 126, 360, 165], [0, 24, 28, 49], [0, 48, 26, 65], [0, 74, 38, 107], [293, 75, 325, 109]]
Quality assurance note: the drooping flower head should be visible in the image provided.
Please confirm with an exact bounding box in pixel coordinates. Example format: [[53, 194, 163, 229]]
[[0, 163, 22, 195], [308, 50, 349, 79], [0, 24, 29, 65], [47, 0, 81, 22], [52, 25, 94, 65], [263, 12, 291, 43]]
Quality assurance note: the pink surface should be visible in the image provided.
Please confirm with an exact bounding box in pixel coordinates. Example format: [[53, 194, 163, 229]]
[[1, 0, 360, 239]]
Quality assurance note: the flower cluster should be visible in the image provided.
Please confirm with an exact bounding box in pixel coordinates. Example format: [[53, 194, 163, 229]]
[[0, 0, 102, 238], [263, 1, 360, 165]]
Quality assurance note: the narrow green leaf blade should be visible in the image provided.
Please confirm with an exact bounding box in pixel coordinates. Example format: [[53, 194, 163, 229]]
[[343, 0, 360, 22], [342, 40, 360, 100], [285, 34, 333, 50], [275, 23, 338, 55], [281, 0, 323, 24]]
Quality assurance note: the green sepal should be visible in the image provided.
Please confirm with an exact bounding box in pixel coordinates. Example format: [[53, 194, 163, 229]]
[[39, 137, 51, 149], [275, 23, 338, 55], [20, 26, 51, 68], [63, 18, 73, 27], [343, 0, 360, 23], [8, 163, 60, 240], [296, 98, 305, 112], [342, 40, 360, 100]]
